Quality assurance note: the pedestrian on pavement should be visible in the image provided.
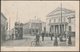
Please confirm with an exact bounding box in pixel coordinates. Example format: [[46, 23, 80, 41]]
[[68, 35, 72, 46], [42, 32, 44, 41], [15, 30, 18, 40], [54, 36, 58, 46], [12, 33, 14, 40], [50, 32, 53, 41]]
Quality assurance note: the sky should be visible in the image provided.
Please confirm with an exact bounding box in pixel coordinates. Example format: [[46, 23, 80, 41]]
[[1, 1, 79, 30]]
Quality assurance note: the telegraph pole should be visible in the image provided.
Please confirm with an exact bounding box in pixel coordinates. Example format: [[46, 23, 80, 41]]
[[60, 2, 63, 41], [61, 2, 62, 34], [61, 3, 62, 21], [16, 4, 18, 22]]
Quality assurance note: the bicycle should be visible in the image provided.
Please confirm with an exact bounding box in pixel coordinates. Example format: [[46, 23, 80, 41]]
[[31, 38, 42, 47]]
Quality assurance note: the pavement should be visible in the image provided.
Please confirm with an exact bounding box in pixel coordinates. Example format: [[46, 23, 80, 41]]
[[1, 35, 75, 47]]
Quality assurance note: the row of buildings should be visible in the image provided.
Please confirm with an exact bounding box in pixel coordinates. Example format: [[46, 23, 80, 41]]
[[23, 17, 46, 35], [14, 7, 75, 37], [1, 7, 75, 42], [10, 7, 75, 38]]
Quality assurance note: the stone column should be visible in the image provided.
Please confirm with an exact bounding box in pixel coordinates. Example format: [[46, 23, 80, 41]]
[[58, 25, 60, 34], [59, 25, 61, 34], [53, 25, 55, 33], [64, 24, 65, 32], [54, 25, 56, 36], [55, 25, 56, 34], [58, 25, 59, 34]]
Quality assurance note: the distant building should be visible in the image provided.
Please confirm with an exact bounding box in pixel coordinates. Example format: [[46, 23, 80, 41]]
[[29, 18, 42, 35], [23, 17, 45, 35], [23, 23, 30, 35], [1, 12, 8, 42], [47, 7, 75, 36]]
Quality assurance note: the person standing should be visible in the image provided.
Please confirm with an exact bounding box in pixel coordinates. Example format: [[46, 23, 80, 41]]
[[42, 32, 44, 41], [36, 32, 40, 46], [15, 29, 18, 40], [50, 32, 53, 41], [12, 33, 14, 40], [54, 36, 58, 46], [68, 36, 72, 46]]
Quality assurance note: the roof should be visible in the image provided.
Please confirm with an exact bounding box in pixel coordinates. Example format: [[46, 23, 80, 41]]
[[1, 12, 7, 20], [47, 7, 75, 17], [29, 17, 43, 23]]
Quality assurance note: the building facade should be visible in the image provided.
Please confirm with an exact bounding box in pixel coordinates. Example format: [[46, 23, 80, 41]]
[[23, 23, 30, 35], [23, 17, 45, 35], [47, 7, 75, 36], [29, 19, 42, 35], [1, 12, 8, 42]]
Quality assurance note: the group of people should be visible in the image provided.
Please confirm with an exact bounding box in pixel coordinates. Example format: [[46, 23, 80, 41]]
[[35, 31, 72, 46], [10, 31, 23, 40], [9, 30, 72, 46]]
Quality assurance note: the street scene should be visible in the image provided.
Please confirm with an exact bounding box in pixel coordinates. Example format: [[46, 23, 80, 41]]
[[1, 1, 76, 47]]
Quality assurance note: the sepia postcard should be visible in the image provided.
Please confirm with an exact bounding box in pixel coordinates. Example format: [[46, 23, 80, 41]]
[[1, 0, 79, 51]]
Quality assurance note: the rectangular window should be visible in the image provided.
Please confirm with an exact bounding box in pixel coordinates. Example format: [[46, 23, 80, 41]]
[[69, 26, 71, 31]]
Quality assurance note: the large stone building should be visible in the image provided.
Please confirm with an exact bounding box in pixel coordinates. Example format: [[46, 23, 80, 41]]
[[46, 7, 75, 36], [23, 17, 46, 35], [1, 12, 8, 42]]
